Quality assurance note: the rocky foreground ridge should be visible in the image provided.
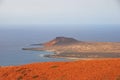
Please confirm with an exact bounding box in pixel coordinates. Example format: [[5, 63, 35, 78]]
[[23, 37, 120, 58], [0, 59, 120, 80]]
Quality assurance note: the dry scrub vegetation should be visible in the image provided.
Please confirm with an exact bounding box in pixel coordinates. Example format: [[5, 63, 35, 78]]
[[44, 42, 120, 53], [0, 59, 120, 80]]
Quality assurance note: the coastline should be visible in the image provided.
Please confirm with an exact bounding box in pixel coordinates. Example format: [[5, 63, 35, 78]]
[[44, 51, 120, 59], [22, 37, 120, 61], [23, 48, 120, 60]]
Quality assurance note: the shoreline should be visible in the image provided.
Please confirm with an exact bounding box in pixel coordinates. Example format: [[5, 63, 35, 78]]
[[44, 51, 120, 59], [23, 48, 120, 60], [44, 54, 120, 61]]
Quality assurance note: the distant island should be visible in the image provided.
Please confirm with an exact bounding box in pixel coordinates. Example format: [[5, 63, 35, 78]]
[[23, 37, 120, 59], [0, 37, 120, 80]]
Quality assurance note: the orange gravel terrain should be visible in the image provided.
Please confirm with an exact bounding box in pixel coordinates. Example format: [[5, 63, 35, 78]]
[[0, 59, 120, 80]]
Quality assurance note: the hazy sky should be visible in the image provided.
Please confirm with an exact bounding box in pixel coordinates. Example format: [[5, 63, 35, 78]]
[[0, 0, 120, 26]]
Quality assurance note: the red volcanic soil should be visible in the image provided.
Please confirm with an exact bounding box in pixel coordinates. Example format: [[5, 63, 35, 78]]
[[0, 59, 120, 80]]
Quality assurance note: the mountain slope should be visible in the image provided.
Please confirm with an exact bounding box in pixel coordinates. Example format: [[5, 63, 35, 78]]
[[44, 37, 80, 46], [0, 59, 120, 80]]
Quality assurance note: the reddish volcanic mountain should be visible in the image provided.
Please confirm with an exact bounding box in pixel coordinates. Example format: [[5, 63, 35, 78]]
[[44, 37, 80, 47], [23, 37, 120, 58]]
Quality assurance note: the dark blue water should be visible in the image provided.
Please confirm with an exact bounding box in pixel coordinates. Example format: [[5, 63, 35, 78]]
[[0, 45, 67, 66], [0, 25, 120, 66], [0, 46, 67, 66]]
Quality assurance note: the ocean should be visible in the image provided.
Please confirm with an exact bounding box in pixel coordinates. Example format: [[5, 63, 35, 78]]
[[0, 25, 120, 66]]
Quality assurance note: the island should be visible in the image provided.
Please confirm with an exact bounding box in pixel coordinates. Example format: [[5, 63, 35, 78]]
[[0, 37, 120, 80], [23, 37, 120, 59]]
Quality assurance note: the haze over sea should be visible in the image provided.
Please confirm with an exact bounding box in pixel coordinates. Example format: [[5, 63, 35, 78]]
[[0, 25, 120, 66], [0, 0, 120, 66]]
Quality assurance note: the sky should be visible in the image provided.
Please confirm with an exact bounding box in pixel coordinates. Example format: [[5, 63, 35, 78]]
[[0, 0, 120, 26]]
